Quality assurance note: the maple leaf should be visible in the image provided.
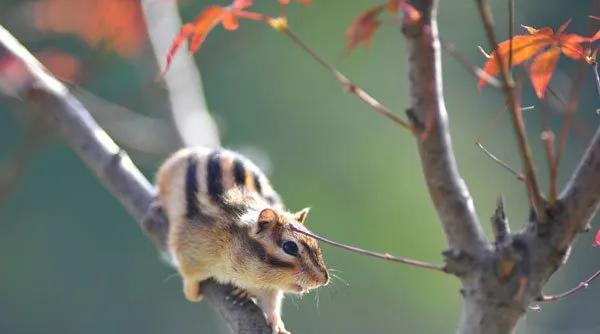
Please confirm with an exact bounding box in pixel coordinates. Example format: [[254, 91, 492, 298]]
[[38, 51, 83, 84], [345, 1, 420, 55], [594, 229, 600, 247], [278, 0, 311, 4], [478, 19, 598, 98], [34, 0, 147, 57], [345, 5, 385, 54], [159, 0, 273, 78]]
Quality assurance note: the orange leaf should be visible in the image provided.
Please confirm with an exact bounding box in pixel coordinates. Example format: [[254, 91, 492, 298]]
[[529, 47, 560, 98], [158, 23, 195, 78], [279, 0, 310, 4], [588, 30, 600, 43], [232, 0, 253, 8], [38, 51, 82, 83], [345, 5, 385, 54], [478, 35, 550, 90], [189, 6, 227, 52], [34, 0, 147, 57], [221, 11, 239, 30], [560, 39, 584, 60], [384, 1, 420, 23], [556, 18, 572, 36]]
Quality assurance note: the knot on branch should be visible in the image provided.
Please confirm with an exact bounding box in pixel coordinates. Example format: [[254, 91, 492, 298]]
[[442, 249, 477, 277], [491, 195, 511, 245], [470, 237, 532, 306], [405, 108, 425, 133]]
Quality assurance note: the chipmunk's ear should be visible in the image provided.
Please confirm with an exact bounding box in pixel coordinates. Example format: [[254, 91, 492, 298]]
[[255, 208, 279, 234], [293, 207, 311, 224]]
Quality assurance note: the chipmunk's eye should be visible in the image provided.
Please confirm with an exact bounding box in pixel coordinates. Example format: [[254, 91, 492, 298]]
[[282, 241, 299, 256]]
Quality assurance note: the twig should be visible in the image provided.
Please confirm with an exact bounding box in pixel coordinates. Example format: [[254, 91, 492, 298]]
[[289, 225, 447, 273], [538, 269, 600, 302], [475, 0, 548, 224], [508, 0, 514, 69], [552, 60, 586, 204], [439, 37, 502, 89], [0, 24, 270, 334], [280, 27, 415, 133], [558, 123, 600, 250], [541, 131, 557, 202], [475, 142, 524, 181]]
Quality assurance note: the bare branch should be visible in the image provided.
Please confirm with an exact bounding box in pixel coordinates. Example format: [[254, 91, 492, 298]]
[[0, 24, 270, 334], [281, 27, 415, 132], [558, 123, 600, 249], [439, 37, 502, 90], [476, 142, 524, 181], [538, 269, 600, 302], [140, 0, 221, 148], [475, 0, 548, 224], [402, 0, 490, 254]]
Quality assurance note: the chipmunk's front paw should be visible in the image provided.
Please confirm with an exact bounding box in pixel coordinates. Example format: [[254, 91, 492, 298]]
[[266, 316, 290, 334], [183, 279, 203, 302]]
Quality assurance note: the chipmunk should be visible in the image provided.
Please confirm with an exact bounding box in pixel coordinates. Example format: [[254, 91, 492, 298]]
[[155, 147, 329, 334]]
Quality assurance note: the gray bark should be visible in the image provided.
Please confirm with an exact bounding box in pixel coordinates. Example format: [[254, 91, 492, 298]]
[[403, 1, 600, 333]]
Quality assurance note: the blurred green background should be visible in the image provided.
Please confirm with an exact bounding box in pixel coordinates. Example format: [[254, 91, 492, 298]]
[[1, 0, 600, 333]]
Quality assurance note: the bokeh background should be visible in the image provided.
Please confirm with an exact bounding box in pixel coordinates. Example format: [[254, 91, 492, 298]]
[[1, 0, 599, 333]]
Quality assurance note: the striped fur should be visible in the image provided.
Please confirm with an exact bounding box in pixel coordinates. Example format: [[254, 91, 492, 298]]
[[155, 147, 328, 334]]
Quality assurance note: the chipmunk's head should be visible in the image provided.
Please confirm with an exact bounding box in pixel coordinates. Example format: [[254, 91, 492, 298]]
[[245, 207, 329, 294]]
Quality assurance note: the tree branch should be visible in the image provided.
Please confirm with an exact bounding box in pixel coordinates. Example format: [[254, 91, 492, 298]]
[[558, 124, 600, 249], [140, 0, 221, 148], [0, 24, 270, 334], [402, 0, 490, 255]]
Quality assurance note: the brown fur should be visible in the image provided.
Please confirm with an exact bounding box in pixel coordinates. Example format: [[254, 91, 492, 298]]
[[155, 147, 329, 334]]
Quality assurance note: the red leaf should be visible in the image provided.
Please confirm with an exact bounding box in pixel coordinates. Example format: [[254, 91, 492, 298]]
[[344, 5, 385, 54], [385, 0, 420, 23], [478, 35, 550, 90], [556, 18, 572, 36], [34, 0, 147, 57], [232, 0, 252, 8], [529, 47, 560, 98], [278, 0, 311, 4], [189, 6, 227, 52], [593, 229, 600, 247], [38, 51, 82, 83], [158, 23, 195, 79]]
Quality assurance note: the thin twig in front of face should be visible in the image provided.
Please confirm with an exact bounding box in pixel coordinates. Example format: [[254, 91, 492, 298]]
[[280, 27, 415, 134], [475, 0, 547, 224], [538, 268, 600, 302], [289, 225, 447, 273]]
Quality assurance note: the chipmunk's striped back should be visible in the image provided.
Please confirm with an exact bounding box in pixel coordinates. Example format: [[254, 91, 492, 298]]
[[156, 147, 283, 222]]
